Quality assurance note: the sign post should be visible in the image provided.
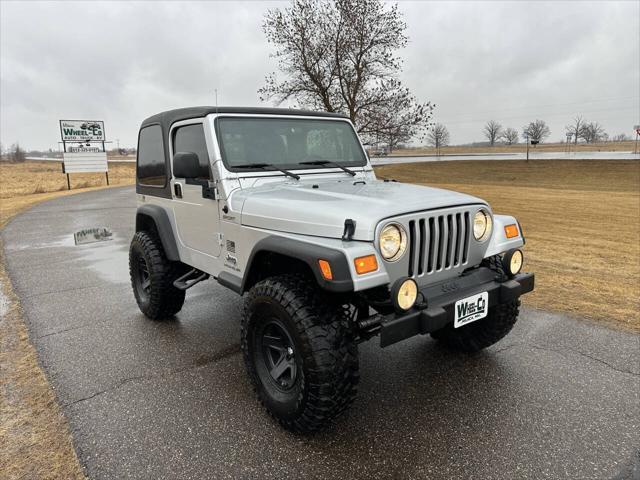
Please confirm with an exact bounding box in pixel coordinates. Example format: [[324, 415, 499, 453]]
[[566, 133, 573, 154], [59, 120, 109, 189]]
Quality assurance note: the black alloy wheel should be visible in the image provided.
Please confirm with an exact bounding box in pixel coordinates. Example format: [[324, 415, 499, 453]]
[[257, 319, 298, 391]]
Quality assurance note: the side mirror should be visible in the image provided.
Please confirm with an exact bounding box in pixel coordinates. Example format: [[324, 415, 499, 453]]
[[173, 152, 201, 178]]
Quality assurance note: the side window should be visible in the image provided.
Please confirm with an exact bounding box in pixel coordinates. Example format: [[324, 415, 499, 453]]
[[137, 125, 166, 186], [172, 124, 211, 180]]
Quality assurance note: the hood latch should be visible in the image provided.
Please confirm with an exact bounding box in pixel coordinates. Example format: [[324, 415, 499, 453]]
[[342, 219, 356, 241]]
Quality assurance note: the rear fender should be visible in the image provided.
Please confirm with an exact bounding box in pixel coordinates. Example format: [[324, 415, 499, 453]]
[[135, 204, 180, 261]]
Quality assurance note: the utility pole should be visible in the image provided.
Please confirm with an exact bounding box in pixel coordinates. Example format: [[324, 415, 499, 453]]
[[525, 133, 529, 162]]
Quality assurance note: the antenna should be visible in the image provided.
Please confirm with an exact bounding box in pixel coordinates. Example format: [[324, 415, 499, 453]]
[[214, 88, 219, 114]]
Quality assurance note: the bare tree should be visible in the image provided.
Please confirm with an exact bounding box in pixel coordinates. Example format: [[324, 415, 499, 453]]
[[8, 143, 26, 162], [612, 133, 630, 142], [523, 120, 550, 143], [579, 121, 606, 143], [259, 0, 434, 145], [426, 123, 450, 154], [565, 115, 584, 145], [500, 127, 519, 145], [483, 120, 502, 146]]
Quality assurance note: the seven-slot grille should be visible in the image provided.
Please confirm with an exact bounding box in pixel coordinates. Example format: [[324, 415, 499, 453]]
[[407, 211, 471, 277]]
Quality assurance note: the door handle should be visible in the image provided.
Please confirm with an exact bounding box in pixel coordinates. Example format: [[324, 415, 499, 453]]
[[174, 183, 183, 198]]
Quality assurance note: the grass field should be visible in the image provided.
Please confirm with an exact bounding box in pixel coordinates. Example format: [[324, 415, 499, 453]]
[[391, 140, 637, 156], [376, 160, 640, 331], [0, 160, 134, 199]]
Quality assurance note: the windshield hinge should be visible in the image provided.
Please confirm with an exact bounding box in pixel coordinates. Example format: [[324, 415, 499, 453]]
[[202, 181, 218, 200]]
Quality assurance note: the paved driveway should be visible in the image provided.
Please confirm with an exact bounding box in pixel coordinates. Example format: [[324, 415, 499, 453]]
[[2, 186, 638, 479]]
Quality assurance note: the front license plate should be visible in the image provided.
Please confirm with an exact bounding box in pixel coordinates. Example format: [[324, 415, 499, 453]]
[[454, 292, 489, 328]]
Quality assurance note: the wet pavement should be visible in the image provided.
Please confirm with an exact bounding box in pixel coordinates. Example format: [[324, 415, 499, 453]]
[[2, 186, 639, 479]]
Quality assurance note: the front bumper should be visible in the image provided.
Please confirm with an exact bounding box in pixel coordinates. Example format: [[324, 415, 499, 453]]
[[378, 267, 535, 347]]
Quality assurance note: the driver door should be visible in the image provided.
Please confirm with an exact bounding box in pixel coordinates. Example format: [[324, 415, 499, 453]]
[[170, 121, 222, 259]]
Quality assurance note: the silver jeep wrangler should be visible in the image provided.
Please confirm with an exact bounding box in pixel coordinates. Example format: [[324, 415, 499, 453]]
[[129, 107, 534, 433]]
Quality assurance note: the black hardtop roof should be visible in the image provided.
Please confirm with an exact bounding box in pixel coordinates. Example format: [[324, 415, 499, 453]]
[[140, 106, 348, 132]]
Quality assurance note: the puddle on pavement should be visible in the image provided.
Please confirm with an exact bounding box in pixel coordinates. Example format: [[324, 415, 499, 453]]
[[6, 227, 129, 285], [76, 237, 130, 284], [6, 235, 76, 251], [74, 227, 113, 245]]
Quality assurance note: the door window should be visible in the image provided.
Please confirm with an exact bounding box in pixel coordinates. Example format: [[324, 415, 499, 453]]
[[172, 124, 211, 180]]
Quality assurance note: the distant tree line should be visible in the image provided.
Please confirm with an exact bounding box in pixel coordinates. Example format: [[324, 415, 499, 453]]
[[463, 116, 629, 147], [0, 143, 26, 162]]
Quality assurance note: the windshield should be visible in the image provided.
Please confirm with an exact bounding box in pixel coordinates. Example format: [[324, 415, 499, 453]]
[[216, 117, 367, 171]]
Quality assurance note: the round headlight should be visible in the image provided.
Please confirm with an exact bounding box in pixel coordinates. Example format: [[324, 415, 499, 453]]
[[503, 249, 524, 276], [379, 223, 407, 261], [473, 209, 493, 241], [391, 278, 418, 312]]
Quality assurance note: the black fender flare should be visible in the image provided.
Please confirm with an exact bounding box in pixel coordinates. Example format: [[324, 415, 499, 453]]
[[237, 236, 354, 294], [135, 204, 180, 261]]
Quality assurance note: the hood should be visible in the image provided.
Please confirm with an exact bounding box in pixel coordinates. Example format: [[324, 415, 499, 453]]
[[233, 179, 486, 241]]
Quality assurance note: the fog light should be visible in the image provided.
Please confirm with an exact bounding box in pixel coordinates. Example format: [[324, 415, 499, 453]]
[[503, 249, 524, 277], [391, 278, 418, 313]]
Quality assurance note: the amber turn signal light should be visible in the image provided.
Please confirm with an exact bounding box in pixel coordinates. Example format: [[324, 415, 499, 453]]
[[354, 255, 378, 275], [504, 224, 519, 239], [318, 259, 333, 280]]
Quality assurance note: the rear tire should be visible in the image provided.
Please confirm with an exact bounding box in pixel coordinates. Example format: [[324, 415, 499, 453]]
[[129, 231, 186, 320], [430, 255, 520, 352], [241, 274, 359, 433]]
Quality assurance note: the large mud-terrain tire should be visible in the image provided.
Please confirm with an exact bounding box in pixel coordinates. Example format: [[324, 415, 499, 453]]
[[430, 255, 520, 352], [241, 274, 359, 433], [129, 231, 186, 320]]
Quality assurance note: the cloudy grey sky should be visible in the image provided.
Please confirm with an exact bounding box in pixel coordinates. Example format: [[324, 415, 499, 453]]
[[1, 0, 638, 150]]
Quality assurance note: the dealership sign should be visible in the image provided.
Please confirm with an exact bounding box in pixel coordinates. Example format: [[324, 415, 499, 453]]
[[59, 119, 109, 188], [59, 120, 105, 142]]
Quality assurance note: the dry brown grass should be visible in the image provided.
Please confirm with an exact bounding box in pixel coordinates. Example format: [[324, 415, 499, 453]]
[[0, 248, 85, 479], [391, 140, 637, 156], [375, 160, 640, 332], [0, 160, 135, 199]]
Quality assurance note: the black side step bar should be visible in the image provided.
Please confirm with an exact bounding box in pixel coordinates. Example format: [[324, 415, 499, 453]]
[[173, 268, 209, 291]]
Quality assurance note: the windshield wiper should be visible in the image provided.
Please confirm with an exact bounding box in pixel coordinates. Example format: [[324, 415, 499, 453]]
[[234, 162, 300, 180], [298, 160, 356, 176]]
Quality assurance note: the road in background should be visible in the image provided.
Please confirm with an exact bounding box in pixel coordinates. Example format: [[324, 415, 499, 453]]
[[26, 156, 136, 163], [2, 187, 639, 479], [371, 151, 640, 165]]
